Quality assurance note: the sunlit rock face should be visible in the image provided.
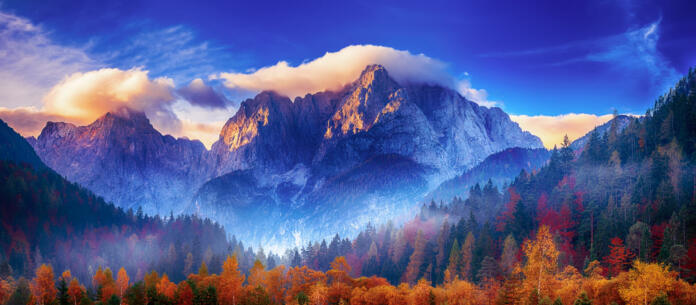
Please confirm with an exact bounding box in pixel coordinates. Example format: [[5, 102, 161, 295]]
[[210, 91, 301, 176], [31, 108, 212, 214]]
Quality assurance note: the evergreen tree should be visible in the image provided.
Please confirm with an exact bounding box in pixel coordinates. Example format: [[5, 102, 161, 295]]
[[573, 292, 592, 305]]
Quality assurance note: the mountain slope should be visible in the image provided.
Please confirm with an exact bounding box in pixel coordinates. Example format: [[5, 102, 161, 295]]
[[570, 114, 634, 152], [0, 126, 229, 282], [0, 119, 46, 170], [193, 65, 543, 248], [31, 108, 212, 214], [427, 147, 550, 202]]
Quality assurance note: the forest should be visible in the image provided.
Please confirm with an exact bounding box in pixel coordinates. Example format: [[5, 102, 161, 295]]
[[1, 68, 696, 305]]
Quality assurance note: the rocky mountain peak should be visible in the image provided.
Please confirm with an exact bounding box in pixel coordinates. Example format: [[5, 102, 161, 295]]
[[324, 65, 400, 139], [356, 64, 391, 87]]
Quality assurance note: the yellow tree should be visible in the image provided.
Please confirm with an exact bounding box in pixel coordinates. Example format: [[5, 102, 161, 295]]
[[444, 279, 479, 305], [67, 278, 84, 305], [327, 256, 353, 304], [248, 260, 266, 288], [618, 261, 675, 305], [460, 232, 475, 280], [0, 278, 12, 305], [60, 270, 72, 282], [327, 256, 352, 285], [157, 274, 177, 300], [219, 255, 245, 305], [116, 267, 129, 301], [403, 230, 426, 284], [309, 282, 328, 305], [100, 268, 117, 302], [522, 225, 559, 297], [93, 266, 106, 289], [265, 265, 286, 305], [409, 279, 433, 305], [31, 264, 57, 305]]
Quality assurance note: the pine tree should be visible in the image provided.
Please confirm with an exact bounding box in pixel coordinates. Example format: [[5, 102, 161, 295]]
[[460, 232, 475, 280], [403, 230, 426, 284], [573, 292, 592, 305], [445, 239, 460, 282]]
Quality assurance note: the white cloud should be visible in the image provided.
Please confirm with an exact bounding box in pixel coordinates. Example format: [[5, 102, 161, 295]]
[[586, 19, 678, 90], [456, 79, 500, 108], [215, 44, 498, 106], [510, 113, 614, 148], [0, 11, 97, 109]]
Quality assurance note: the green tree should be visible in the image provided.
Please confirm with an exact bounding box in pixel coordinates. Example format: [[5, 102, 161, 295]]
[[650, 294, 671, 305], [573, 292, 592, 305], [124, 282, 145, 305], [6, 278, 31, 305], [58, 278, 70, 305], [296, 291, 309, 305], [107, 295, 120, 305]]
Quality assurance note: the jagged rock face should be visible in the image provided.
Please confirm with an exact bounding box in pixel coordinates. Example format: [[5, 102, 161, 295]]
[[195, 65, 544, 248], [31, 108, 211, 214], [313, 66, 543, 178], [211, 91, 315, 177], [323, 65, 400, 139]]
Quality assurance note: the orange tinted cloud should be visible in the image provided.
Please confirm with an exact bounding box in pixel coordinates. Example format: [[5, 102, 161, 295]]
[[0, 68, 179, 136], [510, 113, 614, 148], [0, 107, 70, 137]]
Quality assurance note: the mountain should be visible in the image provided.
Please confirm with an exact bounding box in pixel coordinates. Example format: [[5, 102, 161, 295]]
[[0, 124, 229, 282], [31, 108, 212, 214], [194, 65, 543, 248], [426, 147, 550, 202], [570, 114, 634, 152], [0, 119, 46, 170], [28, 65, 543, 249]]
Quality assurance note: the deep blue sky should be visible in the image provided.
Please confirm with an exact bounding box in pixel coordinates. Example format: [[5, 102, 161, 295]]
[[2, 0, 695, 116]]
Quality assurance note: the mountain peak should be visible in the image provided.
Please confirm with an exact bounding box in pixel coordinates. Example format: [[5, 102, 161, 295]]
[[92, 107, 154, 132], [357, 64, 391, 87]]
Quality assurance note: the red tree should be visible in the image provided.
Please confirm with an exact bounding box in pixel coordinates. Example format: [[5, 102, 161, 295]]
[[603, 237, 634, 277]]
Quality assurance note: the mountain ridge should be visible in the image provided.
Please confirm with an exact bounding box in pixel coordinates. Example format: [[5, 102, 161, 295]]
[[29, 64, 544, 249]]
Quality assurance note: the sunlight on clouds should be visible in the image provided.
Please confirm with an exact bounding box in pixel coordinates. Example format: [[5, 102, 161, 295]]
[[510, 113, 614, 149], [43, 68, 175, 120], [0, 68, 181, 139], [0, 107, 70, 137]]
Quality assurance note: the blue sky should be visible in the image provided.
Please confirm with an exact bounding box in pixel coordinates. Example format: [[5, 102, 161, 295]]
[[0, 0, 694, 147]]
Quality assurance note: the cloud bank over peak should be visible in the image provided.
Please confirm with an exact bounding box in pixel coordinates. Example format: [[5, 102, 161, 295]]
[[215, 44, 498, 107]]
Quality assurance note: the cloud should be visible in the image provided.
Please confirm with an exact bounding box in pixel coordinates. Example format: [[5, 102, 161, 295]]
[[456, 79, 500, 108], [0, 68, 180, 136], [215, 44, 497, 107], [0, 11, 97, 109], [42, 68, 181, 131], [95, 24, 240, 83], [510, 113, 614, 148], [0, 107, 70, 137], [176, 79, 231, 109], [585, 19, 678, 91]]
